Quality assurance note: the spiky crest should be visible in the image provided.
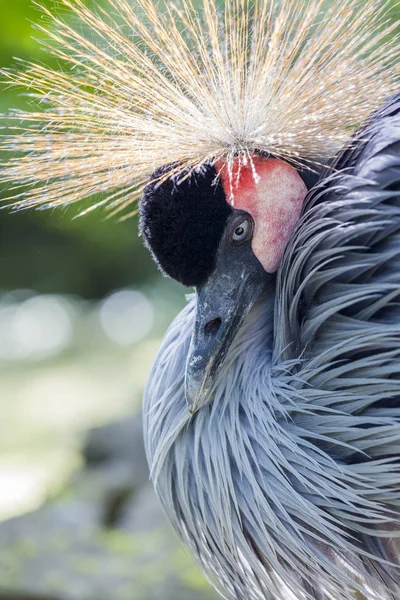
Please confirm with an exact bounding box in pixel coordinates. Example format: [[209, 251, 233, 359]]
[[0, 0, 399, 216]]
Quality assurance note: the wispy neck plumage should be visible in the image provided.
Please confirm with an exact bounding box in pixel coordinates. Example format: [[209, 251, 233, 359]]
[[143, 290, 399, 600], [144, 293, 275, 476]]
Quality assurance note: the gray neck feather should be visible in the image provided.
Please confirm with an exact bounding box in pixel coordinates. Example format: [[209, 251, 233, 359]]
[[143, 291, 399, 600]]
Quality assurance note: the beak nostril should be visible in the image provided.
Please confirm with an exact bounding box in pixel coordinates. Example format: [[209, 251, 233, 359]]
[[204, 317, 222, 337]]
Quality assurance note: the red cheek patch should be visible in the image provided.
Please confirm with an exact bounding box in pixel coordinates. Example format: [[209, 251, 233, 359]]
[[216, 156, 308, 273]]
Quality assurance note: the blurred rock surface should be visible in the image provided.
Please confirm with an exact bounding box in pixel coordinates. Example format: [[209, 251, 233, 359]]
[[0, 413, 218, 600]]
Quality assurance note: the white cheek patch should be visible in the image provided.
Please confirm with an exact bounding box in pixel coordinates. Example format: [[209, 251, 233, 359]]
[[217, 157, 308, 273]]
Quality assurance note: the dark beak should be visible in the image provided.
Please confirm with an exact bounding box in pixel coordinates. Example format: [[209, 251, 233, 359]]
[[185, 248, 271, 414]]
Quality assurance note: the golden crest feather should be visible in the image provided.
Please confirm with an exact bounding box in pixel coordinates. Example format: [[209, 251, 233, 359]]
[[0, 0, 399, 216]]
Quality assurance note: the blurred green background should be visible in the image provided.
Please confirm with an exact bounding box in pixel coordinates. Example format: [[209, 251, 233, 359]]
[[0, 0, 158, 299], [0, 1, 399, 599], [0, 1, 215, 599]]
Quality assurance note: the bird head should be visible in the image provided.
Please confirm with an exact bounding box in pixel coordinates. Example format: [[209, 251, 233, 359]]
[[140, 156, 308, 413], [1, 0, 398, 416]]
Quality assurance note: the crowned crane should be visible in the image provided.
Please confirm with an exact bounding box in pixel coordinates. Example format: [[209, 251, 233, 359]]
[[1, 0, 400, 599], [141, 97, 400, 600]]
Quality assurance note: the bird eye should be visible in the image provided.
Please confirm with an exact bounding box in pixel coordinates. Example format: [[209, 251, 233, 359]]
[[231, 218, 252, 244]]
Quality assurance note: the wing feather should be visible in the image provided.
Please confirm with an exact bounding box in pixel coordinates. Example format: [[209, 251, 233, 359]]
[[275, 95, 400, 591]]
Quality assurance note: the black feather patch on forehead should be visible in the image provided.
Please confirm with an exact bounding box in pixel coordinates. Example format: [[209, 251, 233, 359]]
[[139, 165, 232, 286]]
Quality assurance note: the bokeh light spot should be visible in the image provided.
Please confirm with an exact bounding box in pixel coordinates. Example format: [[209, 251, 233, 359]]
[[0, 295, 73, 361], [99, 290, 154, 345]]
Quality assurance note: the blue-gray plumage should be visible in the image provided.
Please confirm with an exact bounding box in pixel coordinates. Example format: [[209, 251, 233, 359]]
[[142, 96, 400, 600]]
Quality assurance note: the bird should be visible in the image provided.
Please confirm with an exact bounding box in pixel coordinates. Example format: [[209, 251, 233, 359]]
[[1, 0, 400, 599]]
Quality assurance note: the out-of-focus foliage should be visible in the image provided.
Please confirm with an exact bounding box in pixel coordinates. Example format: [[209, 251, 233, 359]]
[[0, 0, 158, 298]]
